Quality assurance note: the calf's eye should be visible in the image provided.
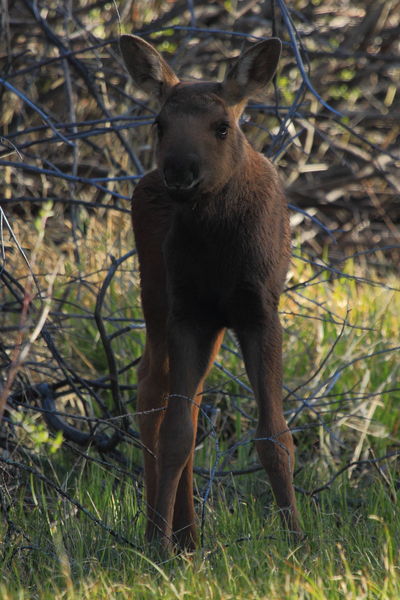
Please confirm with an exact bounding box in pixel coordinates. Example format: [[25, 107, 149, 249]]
[[216, 123, 229, 139]]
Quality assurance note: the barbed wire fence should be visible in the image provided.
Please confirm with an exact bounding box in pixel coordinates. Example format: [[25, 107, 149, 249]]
[[1, 0, 399, 559]]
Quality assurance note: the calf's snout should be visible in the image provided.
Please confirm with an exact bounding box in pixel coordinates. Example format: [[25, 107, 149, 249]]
[[162, 153, 200, 191]]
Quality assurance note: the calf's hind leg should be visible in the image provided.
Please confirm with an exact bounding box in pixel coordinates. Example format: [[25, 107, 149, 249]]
[[136, 342, 169, 543]]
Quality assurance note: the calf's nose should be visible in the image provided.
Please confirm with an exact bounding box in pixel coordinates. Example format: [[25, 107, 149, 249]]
[[163, 153, 200, 190]]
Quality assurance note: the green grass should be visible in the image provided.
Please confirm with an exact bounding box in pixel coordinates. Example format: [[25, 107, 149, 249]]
[[1, 245, 399, 599], [1, 466, 399, 599]]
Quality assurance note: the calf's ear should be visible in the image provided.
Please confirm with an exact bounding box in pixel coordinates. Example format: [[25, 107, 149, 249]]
[[120, 34, 180, 101], [222, 38, 282, 107]]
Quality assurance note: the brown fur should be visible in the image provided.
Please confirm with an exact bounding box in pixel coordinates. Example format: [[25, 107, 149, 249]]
[[120, 34, 301, 552]]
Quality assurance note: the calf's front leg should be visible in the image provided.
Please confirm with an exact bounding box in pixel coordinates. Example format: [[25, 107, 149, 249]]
[[236, 312, 301, 535], [149, 321, 222, 551]]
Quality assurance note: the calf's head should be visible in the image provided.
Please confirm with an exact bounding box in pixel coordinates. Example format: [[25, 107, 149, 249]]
[[120, 35, 281, 197]]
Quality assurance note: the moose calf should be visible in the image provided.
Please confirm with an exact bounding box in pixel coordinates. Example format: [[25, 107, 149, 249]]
[[120, 34, 301, 551]]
